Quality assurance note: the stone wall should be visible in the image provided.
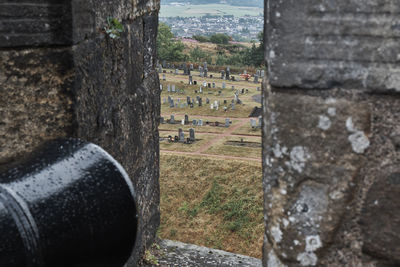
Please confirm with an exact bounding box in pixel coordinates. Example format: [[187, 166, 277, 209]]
[[0, 0, 161, 265], [263, 0, 400, 266]]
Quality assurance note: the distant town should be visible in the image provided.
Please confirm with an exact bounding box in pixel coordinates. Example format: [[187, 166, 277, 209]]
[[160, 15, 264, 41]]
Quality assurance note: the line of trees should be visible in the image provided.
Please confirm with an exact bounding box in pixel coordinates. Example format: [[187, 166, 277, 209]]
[[157, 23, 264, 67]]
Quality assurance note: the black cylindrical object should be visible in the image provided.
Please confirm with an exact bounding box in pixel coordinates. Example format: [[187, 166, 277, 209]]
[[0, 139, 138, 267]]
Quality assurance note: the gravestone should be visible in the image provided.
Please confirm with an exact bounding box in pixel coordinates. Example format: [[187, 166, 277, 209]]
[[190, 103, 194, 108], [263, 1, 400, 266], [250, 119, 256, 128], [160, 84, 163, 91], [212, 82, 216, 88], [199, 87, 203, 94], [167, 85, 171, 92], [204, 68, 208, 78], [162, 60, 166, 68], [170, 99, 174, 108], [174, 103, 178, 108], [190, 64, 194, 70], [244, 70, 247, 75], [221, 70, 225, 79], [181, 119, 185, 125], [189, 128, 195, 142], [198, 120, 203, 126], [218, 90, 222, 95], [175, 69, 179, 75], [194, 81, 197, 85], [231, 103, 235, 110], [225, 118, 230, 127], [170, 115, 175, 124], [241, 88, 245, 94], [192, 120, 197, 126], [158, 65, 162, 73], [206, 98, 210, 104], [183, 64, 188, 75], [178, 128, 184, 142], [224, 107, 227, 112], [257, 87, 260, 91], [172, 85, 176, 92], [203, 62, 207, 69], [208, 83, 211, 88], [189, 76, 193, 84], [260, 70, 265, 77], [186, 96, 191, 105], [258, 116, 262, 127], [222, 82, 226, 89], [226, 67, 230, 79], [198, 98, 202, 107], [160, 117, 164, 124], [224, 100, 227, 104], [232, 86, 235, 91], [246, 89, 249, 94], [162, 74, 166, 81], [254, 75, 259, 83], [210, 104, 214, 109]]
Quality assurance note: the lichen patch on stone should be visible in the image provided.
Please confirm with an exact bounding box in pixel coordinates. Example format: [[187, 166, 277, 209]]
[[317, 115, 331, 130], [348, 131, 370, 154]]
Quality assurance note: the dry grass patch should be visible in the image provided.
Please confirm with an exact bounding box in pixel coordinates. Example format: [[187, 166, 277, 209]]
[[159, 119, 241, 134], [159, 154, 263, 258], [231, 122, 262, 136]]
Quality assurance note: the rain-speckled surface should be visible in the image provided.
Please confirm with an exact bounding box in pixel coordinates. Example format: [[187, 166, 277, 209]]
[[0, 139, 138, 267]]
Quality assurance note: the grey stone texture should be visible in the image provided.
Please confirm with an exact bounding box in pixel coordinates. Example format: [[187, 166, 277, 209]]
[[1, 0, 161, 266], [142, 240, 262, 267], [263, 0, 400, 266], [265, 0, 400, 92]]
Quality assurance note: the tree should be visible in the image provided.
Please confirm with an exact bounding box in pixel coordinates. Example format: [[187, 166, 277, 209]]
[[157, 22, 185, 61], [210, 33, 231, 45]]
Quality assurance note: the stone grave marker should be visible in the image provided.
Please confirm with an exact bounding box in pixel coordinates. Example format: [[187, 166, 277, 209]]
[[224, 100, 227, 104], [222, 82, 226, 89], [162, 74, 166, 81], [221, 70, 225, 79], [167, 84, 171, 92], [170, 99, 174, 108], [258, 116, 262, 127], [172, 85, 176, 92], [224, 106, 227, 112], [199, 98, 202, 107], [250, 119, 256, 128], [185, 114, 189, 124], [194, 81, 197, 85], [206, 98, 210, 104], [189, 75, 193, 84], [231, 103, 235, 110], [178, 128, 184, 142], [189, 128, 195, 141], [225, 118, 230, 127], [160, 117, 164, 124], [210, 104, 214, 109], [192, 120, 197, 126], [170, 115, 175, 124], [212, 82, 216, 88], [254, 75, 259, 83], [175, 69, 179, 75], [181, 119, 185, 125]]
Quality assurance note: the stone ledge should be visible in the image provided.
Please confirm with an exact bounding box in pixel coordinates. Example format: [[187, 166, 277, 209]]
[[142, 240, 262, 267]]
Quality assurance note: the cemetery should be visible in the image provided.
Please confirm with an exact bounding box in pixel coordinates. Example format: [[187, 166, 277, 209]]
[[158, 63, 262, 162]]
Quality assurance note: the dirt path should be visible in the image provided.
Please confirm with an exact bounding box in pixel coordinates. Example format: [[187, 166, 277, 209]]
[[197, 118, 249, 153]]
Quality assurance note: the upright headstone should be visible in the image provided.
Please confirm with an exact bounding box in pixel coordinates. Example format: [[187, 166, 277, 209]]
[[254, 75, 259, 83], [222, 82, 226, 89], [181, 119, 185, 125], [250, 119, 256, 128], [185, 114, 189, 124], [225, 118, 230, 127], [198, 98, 202, 107], [186, 96, 191, 105], [160, 84, 163, 91], [162, 74, 166, 81], [210, 104, 214, 109], [206, 98, 210, 104], [198, 119, 203, 126], [221, 70, 225, 79], [170, 115, 175, 124], [178, 128, 184, 142], [162, 60, 166, 68], [258, 116, 262, 127], [158, 65, 162, 73], [172, 85, 176, 92], [189, 75, 193, 84], [190, 64, 194, 70], [212, 82, 216, 88], [167, 84, 171, 92], [226, 67, 230, 79], [261, 70, 265, 78], [189, 128, 195, 142], [204, 68, 208, 78], [192, 120, 197, 126], [175, 69, 179, 75], [231, 103, 235, 110], [170, 99, 174, 108]]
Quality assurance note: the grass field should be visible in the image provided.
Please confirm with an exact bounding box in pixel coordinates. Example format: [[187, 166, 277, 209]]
[[160, 4, 262, 18], [159, 154, 263, 258], [204, 136, 261, 158]]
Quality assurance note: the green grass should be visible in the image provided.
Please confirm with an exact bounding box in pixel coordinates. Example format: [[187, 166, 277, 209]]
[[160, 4, 263, 18], [159, 154, 263, 258]]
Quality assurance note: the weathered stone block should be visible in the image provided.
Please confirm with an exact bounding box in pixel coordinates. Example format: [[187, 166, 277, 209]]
[[265, 0, 400, 92]]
